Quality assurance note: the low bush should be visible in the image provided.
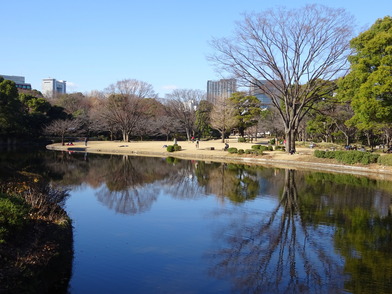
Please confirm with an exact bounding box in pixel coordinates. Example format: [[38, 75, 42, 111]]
[[0, 194, 29, 243], [360, 153, 380, 165], [314, 150, 326, 158], [314, 150, 379, 165], [245, 149, 253, 154], [251, 145, 261, 150], [166, 144, 182, 152], [275, 145, 285, 151], [259, 146, 269, 152], [238, 149, 244, 154], [238, 137, 246, 143], [378, 154, 392, 166], [227, 147, 238, 154], [268, 145, 274, 151], [269, 138, 276, 145]]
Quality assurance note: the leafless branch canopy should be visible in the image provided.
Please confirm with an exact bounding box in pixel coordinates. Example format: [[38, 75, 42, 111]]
[[209, 4, 355, 149]]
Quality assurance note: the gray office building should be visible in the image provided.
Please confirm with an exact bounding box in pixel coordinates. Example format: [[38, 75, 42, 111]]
[[207, 79, 237, 104], [42, 78, 66, 97], [249, 80, 276, 108]]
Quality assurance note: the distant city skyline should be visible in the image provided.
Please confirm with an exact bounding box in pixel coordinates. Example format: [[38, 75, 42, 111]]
[[1, 0, 389, 97]]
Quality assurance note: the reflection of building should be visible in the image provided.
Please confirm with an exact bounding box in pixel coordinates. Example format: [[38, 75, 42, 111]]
[[42, 78, 66, 97], [207, 79, 237, 104], [249, 80, 278, 108], [0, 74, 32, 90]]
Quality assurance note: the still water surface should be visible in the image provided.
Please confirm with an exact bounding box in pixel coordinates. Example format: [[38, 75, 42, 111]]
[[44, 151, 392, 293]]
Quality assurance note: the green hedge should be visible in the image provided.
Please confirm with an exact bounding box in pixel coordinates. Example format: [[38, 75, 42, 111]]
[[251, 145, 273, 151], [238, 149, 244, 154], [166, 144, 182, 152], [227, 147, 238, 154], [378, 154, 392, 166], [275, 145, 285, 151], [238, 137, 246, 142], [314, 150, 380, 165]]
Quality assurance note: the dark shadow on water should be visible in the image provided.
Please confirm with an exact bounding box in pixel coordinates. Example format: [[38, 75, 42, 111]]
[[67, 147, 86, 151]]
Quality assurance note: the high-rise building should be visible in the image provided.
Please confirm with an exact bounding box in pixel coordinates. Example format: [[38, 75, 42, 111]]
[[42, 78, 66, 97], [249, 80, 278, 108], [0, 74, 32, 90], [207, 79, 237, 104]]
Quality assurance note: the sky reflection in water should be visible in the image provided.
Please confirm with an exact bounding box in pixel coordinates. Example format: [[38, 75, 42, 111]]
[[49, 152, 392, 294]]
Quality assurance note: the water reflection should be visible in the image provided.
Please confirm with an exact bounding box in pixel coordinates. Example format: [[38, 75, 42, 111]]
[[208, 169, 392, 293], [44, 151, 392, 293]]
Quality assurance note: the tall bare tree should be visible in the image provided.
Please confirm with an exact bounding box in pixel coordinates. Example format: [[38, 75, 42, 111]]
[[210, 96, 237, 142], [102, 79, 157, 142], [165, 89, 205, 140], [209, 4, 355, 152]]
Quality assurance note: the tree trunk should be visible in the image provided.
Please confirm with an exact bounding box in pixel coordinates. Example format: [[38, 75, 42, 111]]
[[122, 130, 129, 142], [185, 128, 191, 141], [221, 130, 225, 143], [285, 128, 296, 153]]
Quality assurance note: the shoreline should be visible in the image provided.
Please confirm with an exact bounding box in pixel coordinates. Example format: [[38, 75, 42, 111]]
[[46, 140, 392, 181]]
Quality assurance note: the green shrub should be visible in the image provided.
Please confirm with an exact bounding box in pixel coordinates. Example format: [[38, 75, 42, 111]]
[[0, 194, 29, 243], [238, 149, 244, 154], [339, 151, 366, 164], [227, 147, 238, 154], [360, 153, 379, 165], [259, 146, 269, 152], [269, 138, 276, 145], [251, 145, 261, 150], [245, 149, 253, 154], [275, 145, 285, 151], [325, 151, 337, 159], [238, 137, 246, 142], [166, 144, 182, 152], [314, 150, 326, 158], [378, 154, 392, 166], [314, 150, 379, 165], [268, 145, 274, 151]]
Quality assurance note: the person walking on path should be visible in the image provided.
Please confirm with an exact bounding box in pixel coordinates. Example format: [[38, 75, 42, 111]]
[[196, 139, 199, 149]]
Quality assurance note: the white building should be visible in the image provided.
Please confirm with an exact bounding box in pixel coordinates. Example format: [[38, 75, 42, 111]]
[[42, 78, 66, 97]]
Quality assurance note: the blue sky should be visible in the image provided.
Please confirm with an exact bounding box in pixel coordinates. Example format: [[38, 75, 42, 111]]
[[1, 0, 390, 97]]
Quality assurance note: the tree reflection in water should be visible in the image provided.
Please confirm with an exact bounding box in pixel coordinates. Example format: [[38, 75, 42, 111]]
[[208, 169, 346, 293], [45, 152, 392, 292]]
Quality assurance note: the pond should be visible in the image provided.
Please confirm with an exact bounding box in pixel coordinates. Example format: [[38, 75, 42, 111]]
[[3, 150, 392, 293]]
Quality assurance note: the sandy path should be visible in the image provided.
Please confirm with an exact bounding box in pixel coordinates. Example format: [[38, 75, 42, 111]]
[[46, 138, 392, 180]]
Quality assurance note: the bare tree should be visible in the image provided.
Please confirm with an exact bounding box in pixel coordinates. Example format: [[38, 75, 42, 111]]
[[102, 79, 157, 142], [44, 118, 83, 145], [165, 89, 205, 140], [210, 96, 237, 142], [209, 4, 354, 152], [105, 79, 157, 99]]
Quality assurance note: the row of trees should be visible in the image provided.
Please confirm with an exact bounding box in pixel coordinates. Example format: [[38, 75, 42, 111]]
[[1, 6, 390, 152]]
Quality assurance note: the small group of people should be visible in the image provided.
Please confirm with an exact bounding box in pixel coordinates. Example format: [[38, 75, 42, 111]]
[[65, 137, 88, 146]]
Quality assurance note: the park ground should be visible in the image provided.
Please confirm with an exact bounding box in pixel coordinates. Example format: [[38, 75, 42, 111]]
[[46, 137, 392, 181]]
